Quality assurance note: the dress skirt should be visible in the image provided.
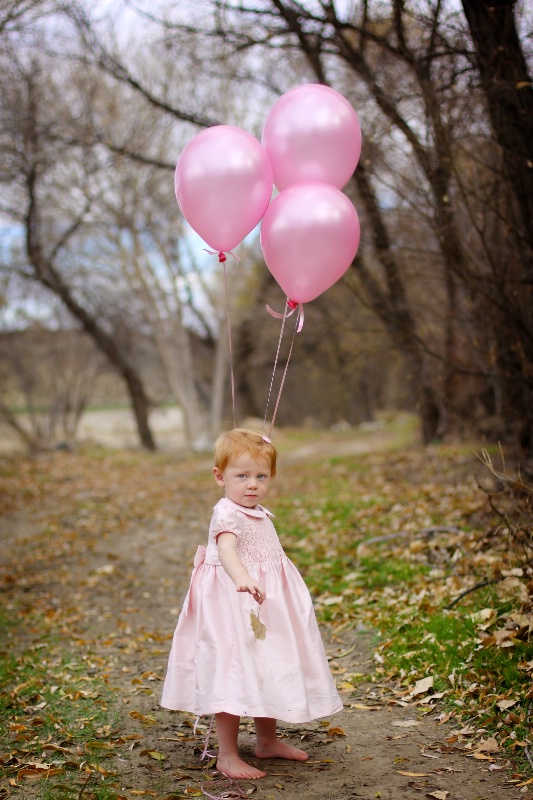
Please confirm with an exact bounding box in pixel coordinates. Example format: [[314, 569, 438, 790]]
[[160, 546, 343, 723]]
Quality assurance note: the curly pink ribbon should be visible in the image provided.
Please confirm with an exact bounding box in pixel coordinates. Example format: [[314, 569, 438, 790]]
[[266, 299, 304, 331], [202, 248, 241, 264]]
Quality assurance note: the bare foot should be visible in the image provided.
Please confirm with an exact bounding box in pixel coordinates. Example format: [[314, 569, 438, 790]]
[[255, 739, 309, 761], [216, 754, 266, 780]]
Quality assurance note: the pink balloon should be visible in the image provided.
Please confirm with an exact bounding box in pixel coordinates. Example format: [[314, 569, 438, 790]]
[[260, 182, 360, 303], [175, 125, 273, 252], [262, 84, 362, 191]]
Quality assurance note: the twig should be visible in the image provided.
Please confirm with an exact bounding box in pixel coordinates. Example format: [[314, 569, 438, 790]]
[[525, 703, 533, 771], [78, 772, 94, 800], [357, 525, 462, 552], [476, 447, 533, 493], [445, 579, 500, 609], [329, 643, 357, 659]]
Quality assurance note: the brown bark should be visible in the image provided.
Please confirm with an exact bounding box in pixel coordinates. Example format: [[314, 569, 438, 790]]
[[461, 0, 533, 258], [461, 0, 533, 452]]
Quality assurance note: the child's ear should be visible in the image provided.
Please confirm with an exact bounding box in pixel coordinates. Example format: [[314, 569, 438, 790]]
[[212, 467, 225, 487]]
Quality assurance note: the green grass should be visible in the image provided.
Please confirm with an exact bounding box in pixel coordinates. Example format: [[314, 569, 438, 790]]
[[273, 445, 533, 772], [0, 607, 124, 799]]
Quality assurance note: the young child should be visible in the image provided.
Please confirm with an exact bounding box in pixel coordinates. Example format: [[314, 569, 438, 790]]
[[160, 428, 342, 780]]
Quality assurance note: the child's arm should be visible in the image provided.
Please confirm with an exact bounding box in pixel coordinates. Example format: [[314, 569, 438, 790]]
[[217, 532, 265, 604]]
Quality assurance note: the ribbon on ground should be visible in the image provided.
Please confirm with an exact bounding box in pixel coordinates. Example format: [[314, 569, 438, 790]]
[[194, 715, 250, 799]]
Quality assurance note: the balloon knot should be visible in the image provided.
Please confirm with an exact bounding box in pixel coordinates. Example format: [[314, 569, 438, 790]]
[[287, 299, 298, 310], [218, 252, 227, 263]]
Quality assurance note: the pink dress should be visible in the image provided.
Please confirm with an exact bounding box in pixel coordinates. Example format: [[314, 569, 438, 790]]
[[160, 497, 343, 723]]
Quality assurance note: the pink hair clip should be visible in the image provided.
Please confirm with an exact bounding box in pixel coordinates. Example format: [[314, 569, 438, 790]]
[[261, 434, 272, 444]]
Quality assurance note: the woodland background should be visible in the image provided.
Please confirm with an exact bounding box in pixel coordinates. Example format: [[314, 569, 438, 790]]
[[0, 0, 532, 455]]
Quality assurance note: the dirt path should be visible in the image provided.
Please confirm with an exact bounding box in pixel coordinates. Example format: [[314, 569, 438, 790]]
[[82, 502, 518, 800], [0, 445, 525, 800]]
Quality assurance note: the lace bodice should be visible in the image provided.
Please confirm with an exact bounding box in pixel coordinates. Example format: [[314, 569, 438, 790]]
[[206, 498, 285, 565]]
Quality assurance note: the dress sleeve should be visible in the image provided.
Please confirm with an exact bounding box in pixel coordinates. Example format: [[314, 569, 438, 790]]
[[211, 504, 243, 540]]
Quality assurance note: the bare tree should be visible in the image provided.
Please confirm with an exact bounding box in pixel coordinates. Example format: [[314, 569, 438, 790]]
[[460, 0, 533, 451], [0, 47, 158, 447], [0, 320, 106, 449], [0, 22, 237, 448], [5, 0, 530, 449], [161, 0, 531, 449]]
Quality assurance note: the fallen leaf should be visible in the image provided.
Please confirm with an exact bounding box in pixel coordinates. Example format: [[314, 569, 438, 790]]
[[496, 698, 517, 710], [475, 737, 499, 753], [468, 608, 495, 625], [397, 770, 430, 777], [129, 711, 158, 727], [404, 675, 433, 700], [326, 726, 346, 737], [425, 793, 449, 800], [148, 750, 167, 761], [480, 628, 516, 647], [17, 768, 46, 781], [391, 719, 423, 727]]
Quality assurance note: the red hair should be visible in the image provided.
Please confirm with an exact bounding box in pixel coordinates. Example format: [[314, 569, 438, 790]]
[[213, 429, 277, 477]]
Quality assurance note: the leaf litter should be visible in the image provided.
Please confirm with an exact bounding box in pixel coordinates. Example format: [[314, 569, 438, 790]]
[[0, 440, 531, 799]]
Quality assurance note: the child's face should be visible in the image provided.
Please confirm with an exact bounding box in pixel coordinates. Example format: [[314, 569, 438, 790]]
[[213, 453, 272, 509]]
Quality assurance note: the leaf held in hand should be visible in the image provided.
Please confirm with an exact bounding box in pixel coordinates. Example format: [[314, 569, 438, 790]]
[[250, 610, 267, 640]]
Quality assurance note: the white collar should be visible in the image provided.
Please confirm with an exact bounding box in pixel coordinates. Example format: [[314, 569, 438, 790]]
[[216, 496, 274, 519]]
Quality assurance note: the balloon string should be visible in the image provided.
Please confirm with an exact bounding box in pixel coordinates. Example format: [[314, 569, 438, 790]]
[[263, 298, 289, 436], [263, 299, 302, 439], [223, 262, 236, 429], [268, 310, 299, 440]]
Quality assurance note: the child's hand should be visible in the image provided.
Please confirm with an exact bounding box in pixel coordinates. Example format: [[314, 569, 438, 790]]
[[236, 579, 266, 605], [217, 534, 265, 603]]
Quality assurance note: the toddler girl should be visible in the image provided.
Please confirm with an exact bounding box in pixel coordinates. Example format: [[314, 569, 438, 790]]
[[160, 428, 342, 779]]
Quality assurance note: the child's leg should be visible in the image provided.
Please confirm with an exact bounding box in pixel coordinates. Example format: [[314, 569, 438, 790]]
[[215, 712, 266, 780], [254, 717, 308, 761]]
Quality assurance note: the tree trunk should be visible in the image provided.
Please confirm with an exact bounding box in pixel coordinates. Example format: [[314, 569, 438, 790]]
[[354, 162, 442, 443], [0, 400, 42, 453], [461, 0, 533, 454], [25, 189, 156, 450], [461, 0, 533, 258]]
